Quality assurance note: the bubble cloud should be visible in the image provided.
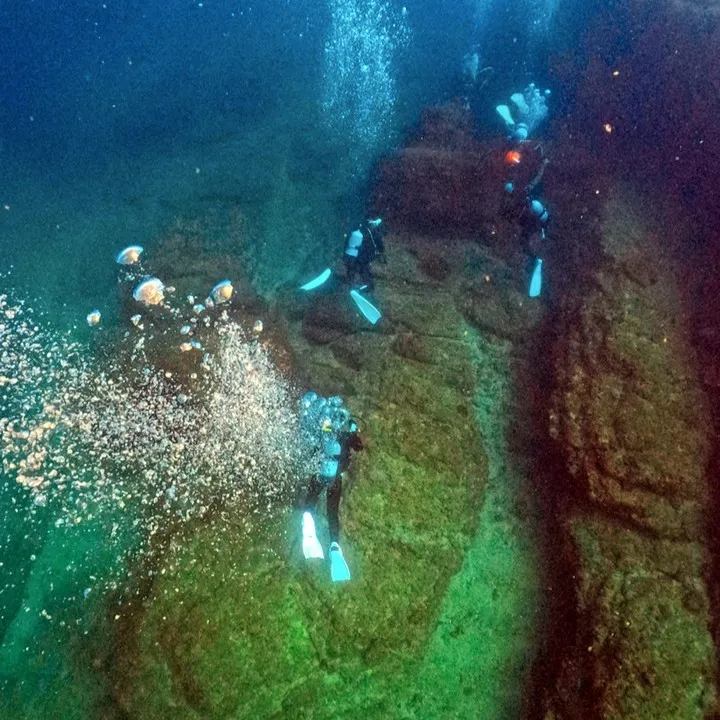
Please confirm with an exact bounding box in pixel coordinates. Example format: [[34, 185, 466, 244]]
[[0, 290, 316, 568]]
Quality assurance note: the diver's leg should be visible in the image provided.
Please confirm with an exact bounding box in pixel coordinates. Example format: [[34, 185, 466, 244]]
[[358, 261, 374, 292], [326, 475, 343, 544], [344, 256, 357, 286], [328, 475, 351, 582], [304, 476, 322, 512]]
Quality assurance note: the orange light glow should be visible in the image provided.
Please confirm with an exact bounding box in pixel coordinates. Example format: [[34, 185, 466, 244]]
[[504, 150, 522, 166]]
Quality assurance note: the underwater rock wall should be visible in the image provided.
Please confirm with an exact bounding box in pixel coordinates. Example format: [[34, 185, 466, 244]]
[[546, 2, 720, 713], [541, 189, 717, 718], [373, 102, 507, 239]]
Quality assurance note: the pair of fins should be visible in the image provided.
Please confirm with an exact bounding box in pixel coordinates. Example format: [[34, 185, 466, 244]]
[[495, 93, 530, 127], [302, 261, 539, 307], [302, 511, 351, 583], [299, 268, 381, 325]]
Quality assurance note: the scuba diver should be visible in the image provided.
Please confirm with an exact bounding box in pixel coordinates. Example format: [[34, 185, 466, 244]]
[[297, 218, 385, 326], [503, 147, 549, 221], [343, 217, 386, 292], [460, 46, 494, 111], [461, 46, 480, 89], [495, 83, 552, 299], [521, 159, 550, 298], [501, 147, 550, 298], [300, 393, 364, 583]]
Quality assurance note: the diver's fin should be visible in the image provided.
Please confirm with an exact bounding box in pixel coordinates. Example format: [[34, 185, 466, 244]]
[[302, 512, 325, 560], [329, 542, 351, 583], [529, 258, 543, 298], [300, 268, 332, 291], [510, 92, 529, 116], [350, 290, 381, 325], [495, 104, 515, 128]]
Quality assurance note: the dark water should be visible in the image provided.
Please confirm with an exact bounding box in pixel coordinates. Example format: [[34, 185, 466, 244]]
[[2, 0, 717, 718]]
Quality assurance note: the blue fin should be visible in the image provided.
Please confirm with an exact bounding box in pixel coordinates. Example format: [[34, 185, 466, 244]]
[[496, 104, 514, 127], [300, 268, 332, 291], [330, 542, 351, 583], [529, 258, 543, 298], [350, 290, 381, 325]]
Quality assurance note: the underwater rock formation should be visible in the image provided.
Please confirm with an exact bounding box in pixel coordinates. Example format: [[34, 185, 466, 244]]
[[107, 227, 495, 717], [285, 231, 546, 718], [373, 102, 506, 237], [541, 190, 717, 718], [105, 186, 554, 718]]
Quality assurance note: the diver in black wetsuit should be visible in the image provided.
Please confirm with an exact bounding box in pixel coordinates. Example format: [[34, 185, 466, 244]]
[[343, 218, 386, 292], [503, 151, 550, 253], [302, 417, 364, 582], [303, 419, 363, 544]]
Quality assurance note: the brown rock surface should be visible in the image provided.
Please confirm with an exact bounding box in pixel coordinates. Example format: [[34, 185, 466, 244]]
[[372, 102, 512, 238], [541, 189, 716, 718]]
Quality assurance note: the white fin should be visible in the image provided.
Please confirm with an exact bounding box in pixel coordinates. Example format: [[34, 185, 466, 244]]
[[495, 104, 515, 127], [510, 92, 530, 116], [529, 258, 543, 298], [302, 512, 325, 560]]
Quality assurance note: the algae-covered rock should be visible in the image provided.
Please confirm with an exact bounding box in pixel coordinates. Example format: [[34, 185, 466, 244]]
[[542, 190, 717, 719], [571, 519, 714, 720], [113, 515, 319, 719], [550, 196, 708, 540], [110, 238, 490, 718]]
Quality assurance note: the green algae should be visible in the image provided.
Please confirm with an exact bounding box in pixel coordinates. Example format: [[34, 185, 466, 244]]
[[406, 329, 544, 720], [110, 238, 505, 717], [115, 514, 318, 719], [0, 210, 561, 720], [284, 329, 489, 716]]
